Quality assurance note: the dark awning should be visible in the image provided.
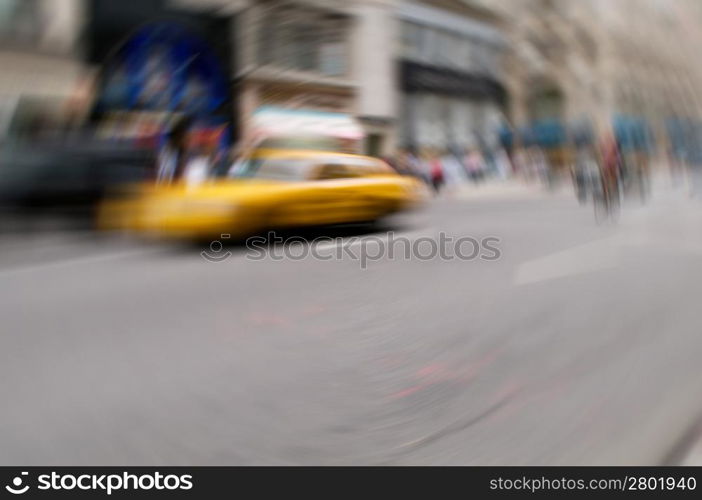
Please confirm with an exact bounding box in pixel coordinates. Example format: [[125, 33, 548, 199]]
[[399, 61, 505, 103]]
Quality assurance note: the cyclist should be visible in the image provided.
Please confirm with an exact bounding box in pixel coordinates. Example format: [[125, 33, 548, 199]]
[[593, 135, 621, 221]]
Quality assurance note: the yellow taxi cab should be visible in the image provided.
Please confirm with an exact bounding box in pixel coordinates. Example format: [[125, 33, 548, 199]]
[[98, 149, 428, 240]]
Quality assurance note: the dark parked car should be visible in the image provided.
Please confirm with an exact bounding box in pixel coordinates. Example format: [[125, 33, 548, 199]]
[[0, 138, 156, 226]]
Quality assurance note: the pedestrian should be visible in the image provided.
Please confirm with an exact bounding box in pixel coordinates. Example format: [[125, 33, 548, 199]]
[[512, 147, 527, 179], [465, 148, 486, 183], [397, 149, 414, 177], [572, 146, 597, 204], [494, 147, 512, 181], [530, 146, 550, 186], [157, 115, 191, 184], [430, 151, 444, 193], [441, 148, 468, 186], [389, 149, 412, 176], [595, 134, 622, 207], [183, 141, 212, 187], [405, 148, 426, 183], [384, 153, 401, 174], [416, 149, 433, 186]]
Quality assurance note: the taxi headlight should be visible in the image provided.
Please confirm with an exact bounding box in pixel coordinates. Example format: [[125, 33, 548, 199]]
[[153, 199, 237, 216], [184, 200, 237, 214], [404, 182, 425, 195]]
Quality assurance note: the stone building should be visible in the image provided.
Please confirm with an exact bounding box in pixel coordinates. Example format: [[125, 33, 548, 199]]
[[238, 0, 510, 156], [499, 0, 702, 164], [0, 0, 89, 138], [396, 0, 508, 154]]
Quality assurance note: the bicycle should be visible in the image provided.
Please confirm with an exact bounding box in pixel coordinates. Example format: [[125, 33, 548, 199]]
[[592, 171, 620, 224]]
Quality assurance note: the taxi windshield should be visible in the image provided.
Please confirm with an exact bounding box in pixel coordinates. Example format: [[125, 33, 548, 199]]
[[228, 157, 316, 181]]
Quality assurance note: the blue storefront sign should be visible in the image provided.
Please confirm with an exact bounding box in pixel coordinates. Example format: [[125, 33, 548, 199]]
[[613, 115, 653, 153], [667, 117, 702, 164], [516, 119, 567, 148], [97, 22, 232, 149]]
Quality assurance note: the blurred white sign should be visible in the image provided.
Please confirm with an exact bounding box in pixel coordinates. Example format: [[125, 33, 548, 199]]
[[253, 106, 364, 140]]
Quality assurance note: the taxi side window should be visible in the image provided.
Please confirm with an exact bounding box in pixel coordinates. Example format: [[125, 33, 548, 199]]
[[373, 161, 394, 174], [315, 163, 355, 180]]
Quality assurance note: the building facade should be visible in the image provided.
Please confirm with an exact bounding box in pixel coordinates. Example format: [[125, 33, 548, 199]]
[[353, 0, 398, 156], [0, 0, 89, 138], [237, 0, 510, 157], [1, 0, 240, 146], [396, 0, 507, 154], [235, 0, 362, 152], [1, 0, 511, 160], [86, 0, 235, 149], [501, 0, 702, 165]]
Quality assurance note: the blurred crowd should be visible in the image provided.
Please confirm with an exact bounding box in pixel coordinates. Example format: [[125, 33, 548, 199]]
[[384, 146, 512, 192], [3, 0, 702, 227], [0, 112, 677, 228]]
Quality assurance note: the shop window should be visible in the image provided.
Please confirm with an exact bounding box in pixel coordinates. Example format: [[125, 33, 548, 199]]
[[365, 134, 383, 157], [422, 28, 439, 63], [288, 24, 318, 72], [320, 40, 346, 77], [259, 4, 349, 78], [401, 21, 424, 60], [316, 163, 353, 180], [0, 0, 42, 45]]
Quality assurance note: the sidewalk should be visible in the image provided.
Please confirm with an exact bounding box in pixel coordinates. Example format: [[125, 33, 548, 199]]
[[447, 165, 691, 203], [681, 436, 702, 465], [666, 418, 702, 465], [447, 177, 572, 201]]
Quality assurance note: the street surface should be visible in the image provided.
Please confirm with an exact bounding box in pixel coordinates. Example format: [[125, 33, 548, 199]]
[[2, 179, 702, 465]]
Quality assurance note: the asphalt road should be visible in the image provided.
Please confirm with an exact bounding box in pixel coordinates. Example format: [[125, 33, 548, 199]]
[[2, 182, 702, 465]]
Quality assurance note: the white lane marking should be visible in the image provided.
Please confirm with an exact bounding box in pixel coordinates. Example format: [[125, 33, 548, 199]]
[[0, 233, 98, 252], [513, 236, 621, 286], [0, 247, 163, 278], [314, 230, 433, 252], [681, 439, 702, 466], [314, 241, 340, 252], [514, 205, 702, 287]]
